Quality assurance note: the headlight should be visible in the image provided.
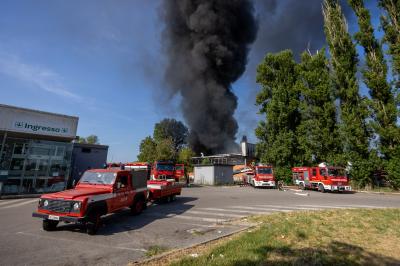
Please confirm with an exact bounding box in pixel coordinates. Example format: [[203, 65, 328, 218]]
[[43, 200, 49, 207], [73, 202, 81, 211]]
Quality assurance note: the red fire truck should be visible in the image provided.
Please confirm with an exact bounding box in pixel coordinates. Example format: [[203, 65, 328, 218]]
[[174, 164, 185, 182], [292, 165, 351, 192], [32, 165, 182, 235], [247, 165, 276, 188], [150, 161, 175, 180], [125, 162, 183, 202]]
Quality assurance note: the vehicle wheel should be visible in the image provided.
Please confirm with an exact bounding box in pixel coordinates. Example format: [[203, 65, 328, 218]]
[[299, 182, 305, 190], [86, 213, 101, 235], [318, 184, 326, 193], [170, 195, 176, 201], [166, 196, 172, 203], [42, 219, 59, 231], [130, 198, 145, 215]]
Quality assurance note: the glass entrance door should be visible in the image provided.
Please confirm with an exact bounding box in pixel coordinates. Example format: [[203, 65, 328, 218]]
[[1, 137, 72, 195]]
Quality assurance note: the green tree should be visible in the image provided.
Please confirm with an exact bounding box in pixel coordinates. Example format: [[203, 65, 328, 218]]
[[255, 50, 300, 183], [323, 0, 372, 186], [349, 0, 400, 188], [295, 49, 339, 165], [77, 135, 99, 144], [85, 135, 99, 144], [178, 147, 195, 172], [137, 136, 157, 162], [379, 0, 400, 82], [153, 118, 188, 152], [378, 0, 400, 189], [155, 138, 176, 161], [77, 136, 87, 144]]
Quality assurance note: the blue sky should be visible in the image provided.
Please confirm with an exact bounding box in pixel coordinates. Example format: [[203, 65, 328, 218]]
[[0, 1, 384, 162]]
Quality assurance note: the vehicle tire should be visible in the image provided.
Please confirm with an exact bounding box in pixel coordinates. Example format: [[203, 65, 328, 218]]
[[166, 196, 172, 203], [318, 184, 326, 193], [171, 195, 176, 201], [86, 213, 101, 235], [130, 198, 145, 215], [299, 182, 305, 190], [42, 219, 58, 231]]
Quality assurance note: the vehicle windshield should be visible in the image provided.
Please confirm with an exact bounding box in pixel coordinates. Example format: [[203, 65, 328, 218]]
[[257, 167, 273, 174], [328, 168, 346, 177], [175, 165, 183, 170], [156, 164, 174, 171], [79, 172, 116, 185]]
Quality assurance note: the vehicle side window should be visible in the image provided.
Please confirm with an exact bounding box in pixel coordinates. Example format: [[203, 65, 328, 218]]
[[312, 169, 317, 177], [117, 175, 128, 189], [320, 168, 327, 176]]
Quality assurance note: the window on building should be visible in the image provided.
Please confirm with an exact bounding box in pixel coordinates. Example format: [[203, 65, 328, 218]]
[[56, 146, 65, 156]]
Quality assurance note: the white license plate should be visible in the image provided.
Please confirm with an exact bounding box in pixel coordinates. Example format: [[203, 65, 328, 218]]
[[48, 215, 60, 221]]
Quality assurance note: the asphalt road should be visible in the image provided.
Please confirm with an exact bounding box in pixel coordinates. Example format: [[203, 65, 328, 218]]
[[0, 186, 399, 266]]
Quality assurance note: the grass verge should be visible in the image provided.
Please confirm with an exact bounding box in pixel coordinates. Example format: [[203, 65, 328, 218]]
[[158, 209, 400, 265], [145, 245, 169, 257]]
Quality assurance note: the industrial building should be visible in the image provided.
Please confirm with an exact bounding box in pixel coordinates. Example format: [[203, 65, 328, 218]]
[[193, 164, 233, 185], [0, 104, 108, 196], [70, 142, 109, 186], [192, 135, 257, 166]]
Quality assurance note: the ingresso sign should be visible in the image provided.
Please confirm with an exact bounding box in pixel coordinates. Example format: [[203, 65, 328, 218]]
[[0, 104, 78, 139], [13, 121, 69, 134]]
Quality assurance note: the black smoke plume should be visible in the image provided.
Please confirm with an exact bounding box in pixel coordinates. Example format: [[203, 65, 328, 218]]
[[161, 0, 258, 155]]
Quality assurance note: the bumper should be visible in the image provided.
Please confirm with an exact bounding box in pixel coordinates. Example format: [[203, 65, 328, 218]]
[[254, 181, 276, 187], [32, 212, 85, 223], [326, 185, 352, 191]]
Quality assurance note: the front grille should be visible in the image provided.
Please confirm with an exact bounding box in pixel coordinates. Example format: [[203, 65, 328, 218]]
[[45, 200, 72, 213]]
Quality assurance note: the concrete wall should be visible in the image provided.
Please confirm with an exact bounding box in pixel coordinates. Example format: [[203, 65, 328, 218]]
[[71, 143, 108, 184], [194, 165, 233, 185]]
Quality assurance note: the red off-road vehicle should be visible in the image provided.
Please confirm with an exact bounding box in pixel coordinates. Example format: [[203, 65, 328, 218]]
[[32, 167, 148, 235]]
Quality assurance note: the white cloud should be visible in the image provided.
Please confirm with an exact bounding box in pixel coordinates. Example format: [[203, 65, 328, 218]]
[[0, 53, 82, 101]]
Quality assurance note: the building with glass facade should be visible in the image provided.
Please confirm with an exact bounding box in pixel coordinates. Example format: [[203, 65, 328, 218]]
[[0, 104, 78, 195]]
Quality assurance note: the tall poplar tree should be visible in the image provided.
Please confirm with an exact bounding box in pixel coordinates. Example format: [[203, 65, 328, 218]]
[[255, 50, 300, 182], [379, 0, 400, 188], [379, 0, 400, 81], [349, 0, 400, 188], [323, 0, 372, 186], [296, 49, 339, 165]]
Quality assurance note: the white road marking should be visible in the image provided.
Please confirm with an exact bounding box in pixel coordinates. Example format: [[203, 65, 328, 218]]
[[294, 192, 310, 196], [0, 199, 26, 206], [0, 199, 38, 209], [16, 232, 147, 252], [228, 206, 292, 212]]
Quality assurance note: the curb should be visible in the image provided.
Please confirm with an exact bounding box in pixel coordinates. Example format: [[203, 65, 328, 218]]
[[130, 222, 256, 265]]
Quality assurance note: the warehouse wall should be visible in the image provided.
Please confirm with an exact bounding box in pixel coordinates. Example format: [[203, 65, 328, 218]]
[[194, 165, 233, 185]]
